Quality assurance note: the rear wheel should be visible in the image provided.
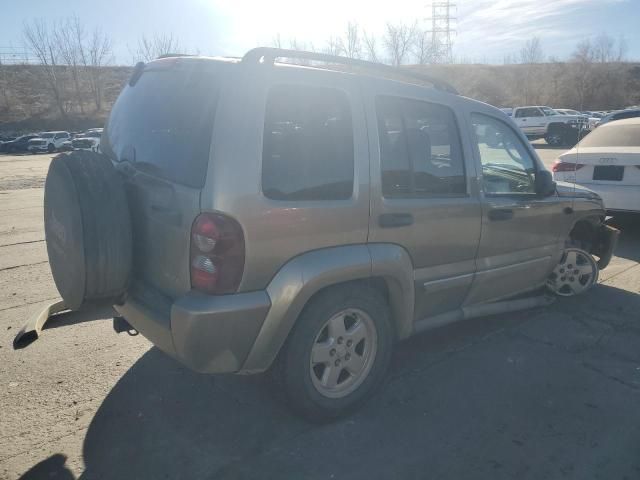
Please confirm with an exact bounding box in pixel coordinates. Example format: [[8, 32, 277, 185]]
[[47, 143, 55, 153], [278, 284, 393, 422]]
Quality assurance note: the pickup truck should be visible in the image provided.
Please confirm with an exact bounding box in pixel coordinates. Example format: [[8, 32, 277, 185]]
[[512, 106, 589, 146]]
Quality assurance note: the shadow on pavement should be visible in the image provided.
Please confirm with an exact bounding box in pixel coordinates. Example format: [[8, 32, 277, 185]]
[[18, 454, 74, 480], [75, 283, 640, 479], [532, 143, 568, 150]]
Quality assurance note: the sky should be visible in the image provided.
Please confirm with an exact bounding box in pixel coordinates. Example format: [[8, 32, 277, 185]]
[[0, 0, 638, 65]]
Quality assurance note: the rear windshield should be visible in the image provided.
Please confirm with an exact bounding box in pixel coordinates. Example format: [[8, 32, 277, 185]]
[[579, 124, 640, 148], [103, 61, 219, 188]]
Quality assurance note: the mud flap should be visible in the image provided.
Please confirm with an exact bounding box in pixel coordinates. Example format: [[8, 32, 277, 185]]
[[593, 224, 620, 270], [13, 301, 69, 349]]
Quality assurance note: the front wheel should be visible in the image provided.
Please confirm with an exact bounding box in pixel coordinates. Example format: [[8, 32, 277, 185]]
[[47, 143, 55, 153], [277, 284, 393, 422], [545, 127, 565, 147], [546, 248, 599, 296]]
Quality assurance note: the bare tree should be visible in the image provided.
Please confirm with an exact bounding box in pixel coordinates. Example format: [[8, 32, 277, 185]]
[[338, 22, 361, 59], [0, 57, 10, 111], [520, 36, 543, 64], [593, 33, 616, 63], [413, 30, 435, 65], [384, 22, 418, 66], [571, 39, 595, 110], [84, 28, 113, 111], [324, 36, 342, 56], [55, 17, 85, 113], [362, 30, 380, 62], [23, 19, 66, 117], [133, 33, 182, 62], [617, 35, 628, 62], [272, 33, 284, 49]]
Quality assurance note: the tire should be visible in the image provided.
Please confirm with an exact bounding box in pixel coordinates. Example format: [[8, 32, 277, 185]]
[[545, 125, 565, 147], [47, 143, 55, 153], [44, 151, 132, 310], [277, 284, 394, 422], [546, 247, 599, 297]]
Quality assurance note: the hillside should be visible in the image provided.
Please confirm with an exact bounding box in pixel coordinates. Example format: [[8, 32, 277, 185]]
[[2, 61, 640, 134], [0, 64, 132, 133]]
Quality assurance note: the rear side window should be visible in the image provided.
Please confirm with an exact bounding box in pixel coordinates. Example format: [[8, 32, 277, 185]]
[[579, 124, 640, 147], [103, 61, 219, 188], [376, 96, 466, 197], [262, 85, 354, 201]]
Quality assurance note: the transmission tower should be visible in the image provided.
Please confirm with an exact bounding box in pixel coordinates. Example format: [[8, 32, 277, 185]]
[[427, 1, 456, 63]]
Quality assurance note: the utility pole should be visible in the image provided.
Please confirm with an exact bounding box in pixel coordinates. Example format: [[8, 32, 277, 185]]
[[427, 1, 456, 63]]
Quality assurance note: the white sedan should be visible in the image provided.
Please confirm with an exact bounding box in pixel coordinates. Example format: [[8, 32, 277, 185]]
[[552, 117, 640, 214]]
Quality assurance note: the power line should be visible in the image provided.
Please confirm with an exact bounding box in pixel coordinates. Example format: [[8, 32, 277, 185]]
[[0, 46, 37, 65]]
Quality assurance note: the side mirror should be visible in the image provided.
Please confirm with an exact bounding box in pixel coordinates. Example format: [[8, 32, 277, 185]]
[[535, 170, 556, 197]]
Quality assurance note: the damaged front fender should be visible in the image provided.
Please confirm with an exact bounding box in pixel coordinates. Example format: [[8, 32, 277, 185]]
[[592, 224, 620, 270]]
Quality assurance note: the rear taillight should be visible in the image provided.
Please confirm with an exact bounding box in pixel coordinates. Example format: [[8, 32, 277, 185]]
[[190, 213, 245, 295], [552, 161, 585, 173]]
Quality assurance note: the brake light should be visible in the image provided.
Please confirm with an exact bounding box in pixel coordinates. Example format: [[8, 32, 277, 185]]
[[552, 161, 585, 172], [190, 213, 245, 295]]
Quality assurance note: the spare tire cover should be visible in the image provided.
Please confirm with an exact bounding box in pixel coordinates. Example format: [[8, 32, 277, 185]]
[[44, 151, 132, 310]]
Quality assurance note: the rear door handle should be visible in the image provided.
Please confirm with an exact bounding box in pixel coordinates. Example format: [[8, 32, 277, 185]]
[[488, 208, 514, 221], [378, 213, 414, 228]]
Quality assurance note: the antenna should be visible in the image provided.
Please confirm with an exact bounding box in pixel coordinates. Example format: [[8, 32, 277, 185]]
[[571, 121, 587, 211], [426, 1, 457, 63]]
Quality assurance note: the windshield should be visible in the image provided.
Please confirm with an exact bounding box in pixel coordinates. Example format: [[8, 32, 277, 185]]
[[541, 107, 558, 116], [40, 133, 55, 138], [103, 61, 219, 188], [579, 124, 640, 147]]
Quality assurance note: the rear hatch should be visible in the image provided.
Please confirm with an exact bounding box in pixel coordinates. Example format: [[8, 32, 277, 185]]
[[102, 57, 222, 300]]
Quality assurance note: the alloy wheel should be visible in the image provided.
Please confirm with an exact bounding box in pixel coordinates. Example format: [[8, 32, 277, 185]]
[[309, 308, 378, 399], [547, 248, 598, 296]]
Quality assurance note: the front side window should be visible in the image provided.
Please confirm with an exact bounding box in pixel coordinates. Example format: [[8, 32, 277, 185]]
[[377, 96, 466, 198], [471, 113, 537, 195], [541, 107, 559, 116], [262, 84, 354, 201]]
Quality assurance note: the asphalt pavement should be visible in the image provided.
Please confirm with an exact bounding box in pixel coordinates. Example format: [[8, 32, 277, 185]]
[[1, 147, 639, 480]]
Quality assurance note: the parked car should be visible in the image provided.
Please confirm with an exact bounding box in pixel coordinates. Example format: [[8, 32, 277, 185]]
[[29, 49, 618, 420], [598, 109, 640, 127], [552, 117, 640, 214], [1, 134, 40, 153], [27, 131, 71, 153], [499, 107, 513, 116], [70, 134, 101, 152], [556, 108, 600, 131], [512, 106, 590, 146]]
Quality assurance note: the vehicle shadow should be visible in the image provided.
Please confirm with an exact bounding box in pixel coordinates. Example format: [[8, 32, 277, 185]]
[[17, 454, 74, 480], [75, 283, 640, 479], [531, 143, 568, 150]]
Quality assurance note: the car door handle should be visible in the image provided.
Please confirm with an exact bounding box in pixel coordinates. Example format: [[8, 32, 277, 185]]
[[488, 208, 514, 221], [378, 213, 414, 228]]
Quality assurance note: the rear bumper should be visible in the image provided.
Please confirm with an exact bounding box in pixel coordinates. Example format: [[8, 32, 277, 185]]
[[115, 285, 271, 374]]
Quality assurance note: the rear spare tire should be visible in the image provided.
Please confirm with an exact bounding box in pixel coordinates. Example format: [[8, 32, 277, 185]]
[[44, 151, 132, 310]]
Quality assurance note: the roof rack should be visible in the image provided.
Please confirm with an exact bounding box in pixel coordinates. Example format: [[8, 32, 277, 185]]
[[241, 47, 459, 95]]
